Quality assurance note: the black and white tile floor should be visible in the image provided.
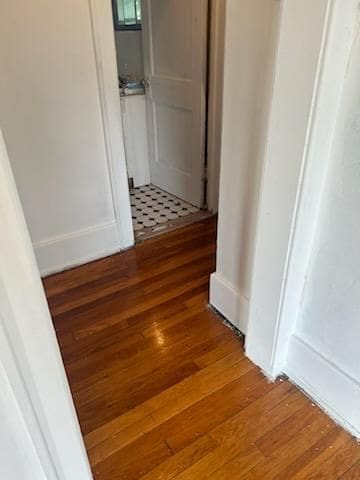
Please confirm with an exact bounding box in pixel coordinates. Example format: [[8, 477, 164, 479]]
[[130, 184, 200, 235]]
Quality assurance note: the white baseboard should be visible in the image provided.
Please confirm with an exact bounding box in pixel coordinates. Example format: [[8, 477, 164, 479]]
[[33, 221, 122, 277], [285, 334, 360, 438], [209, 272, 249, 334]]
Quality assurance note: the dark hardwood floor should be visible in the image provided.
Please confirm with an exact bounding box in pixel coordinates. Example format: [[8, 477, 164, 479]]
[[44, 218, 360, 479]]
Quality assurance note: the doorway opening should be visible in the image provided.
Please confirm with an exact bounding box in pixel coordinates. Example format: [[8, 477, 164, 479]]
[[111, 0, 222, 242]]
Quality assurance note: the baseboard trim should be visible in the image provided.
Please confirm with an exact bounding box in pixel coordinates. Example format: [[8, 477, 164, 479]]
[[209, 272, 249, 334], [285, 334, 360, 438], [34, 221, 122, 277]]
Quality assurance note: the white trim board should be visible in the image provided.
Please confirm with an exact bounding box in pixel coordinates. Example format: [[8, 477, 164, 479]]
[[209, 273, 249, 334], [206, 0, 225, 213], [285, 335, 360, 438], [34, 221, 120, 277], [88, 0, 134, 249]]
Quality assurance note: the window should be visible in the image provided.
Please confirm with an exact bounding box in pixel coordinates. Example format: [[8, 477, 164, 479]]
[[112, 0, 142, 31]]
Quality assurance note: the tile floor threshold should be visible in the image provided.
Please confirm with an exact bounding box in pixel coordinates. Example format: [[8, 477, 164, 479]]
[[130, 184, 213, 242]]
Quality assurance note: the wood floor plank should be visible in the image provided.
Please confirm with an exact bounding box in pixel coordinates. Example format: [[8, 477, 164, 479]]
[[88, 367, 263, 467], [274, 428, 345, 480], [255, 402, 321, 456], [139, 435, 218, 480], [73, 329, 229, 406], [86, 354, 253, 464], [93, 439, 172, 480], [47, 218, 360, 480], [209, 388, 307, 446], [238, 414, 336, 480], [169, 441, 265, 480], [76, 332, 232, 433], [165, 370, 277, 453], [65, 274, 211, 339], [67, 308, 220, 385], [44, 220, 216, 300], [51, 247, 214, 318], [78, 359, 201, 434], [61, 298, 186, 361], [165, 388, 305, 480], [340, 461, 360, 479], [43, 253, 130, 298], [289, 435, 360, 480], [72, 317, 231, 408]]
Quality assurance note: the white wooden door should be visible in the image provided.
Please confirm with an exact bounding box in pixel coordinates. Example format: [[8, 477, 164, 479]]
[[142, 0, 208, 207]]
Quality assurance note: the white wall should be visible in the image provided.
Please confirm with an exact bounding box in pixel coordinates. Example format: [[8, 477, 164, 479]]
[[235, 0, 360, 437], [0, 0, 132, 275], [210, 0, 280, 332], [0, 130, 92, 479], [115, 30, 144, 78], [297, 28, 360, 389], [245, 0, 333, 375], [286, 12, 360, 436], [0, 352, 47, 480]]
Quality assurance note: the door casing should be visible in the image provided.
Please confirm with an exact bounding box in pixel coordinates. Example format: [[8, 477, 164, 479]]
[[90, 0, 224, 239]]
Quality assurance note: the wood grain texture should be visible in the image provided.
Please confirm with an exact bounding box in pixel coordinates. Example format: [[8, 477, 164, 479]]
[[45, 218, 360, 480]]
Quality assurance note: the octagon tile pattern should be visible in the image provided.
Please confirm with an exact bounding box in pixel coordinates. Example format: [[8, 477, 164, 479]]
[[130, 184, 200, 237]]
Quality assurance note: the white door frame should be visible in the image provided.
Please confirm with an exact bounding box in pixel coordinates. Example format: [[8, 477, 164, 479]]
[[0, 130, 93, 479], [206, 0, 226, 213], [89, 0, 223, 226], [88, 0, 134, 249]]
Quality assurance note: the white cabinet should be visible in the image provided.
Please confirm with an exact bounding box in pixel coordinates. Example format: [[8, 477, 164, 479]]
[[120, 94, 150, 187]]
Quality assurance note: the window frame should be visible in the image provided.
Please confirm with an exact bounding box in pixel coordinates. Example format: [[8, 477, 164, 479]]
[[112, 0, 142, 31]]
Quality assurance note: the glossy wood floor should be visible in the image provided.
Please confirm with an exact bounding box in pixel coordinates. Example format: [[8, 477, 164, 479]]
[[44, 218, 360, 480]]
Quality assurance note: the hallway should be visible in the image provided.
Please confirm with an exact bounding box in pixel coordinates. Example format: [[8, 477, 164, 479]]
[[44, 218, 360, 479]]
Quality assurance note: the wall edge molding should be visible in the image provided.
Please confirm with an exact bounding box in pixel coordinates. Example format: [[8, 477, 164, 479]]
[[88, 0, 134, 249]]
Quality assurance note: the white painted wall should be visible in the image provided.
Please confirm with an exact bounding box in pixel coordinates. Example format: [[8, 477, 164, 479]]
[[115, 30, 144, 78], [0, 130, 92, 479], [245, 0, 333, 374], [0, 348, 47, 480], [0, 0, 133, 275], [285, 7, 360, 436], [238, 0, 360, 437], [210, 0, 281, 332], [0, 355, 47, 480], [297, 27, 360, 390]]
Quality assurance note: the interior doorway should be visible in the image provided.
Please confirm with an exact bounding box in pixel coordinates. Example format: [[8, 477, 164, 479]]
[[111, 0, 221, 241]]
